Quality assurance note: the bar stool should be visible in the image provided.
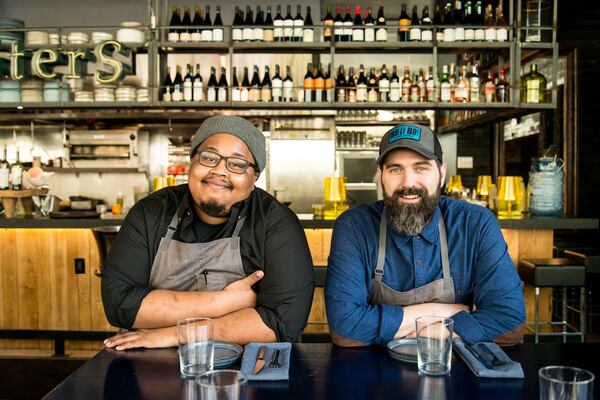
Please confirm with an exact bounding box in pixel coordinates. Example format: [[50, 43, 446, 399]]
[[564, 249, 600, 332], [518, 258, 587, 343]]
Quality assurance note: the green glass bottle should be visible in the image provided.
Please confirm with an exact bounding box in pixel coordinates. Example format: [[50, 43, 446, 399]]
[[521, 63, 547, 103]]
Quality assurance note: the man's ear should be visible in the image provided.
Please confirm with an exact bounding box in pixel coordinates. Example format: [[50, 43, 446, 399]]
[[254, 171, 260, 182], [439, 163, 447, 189]]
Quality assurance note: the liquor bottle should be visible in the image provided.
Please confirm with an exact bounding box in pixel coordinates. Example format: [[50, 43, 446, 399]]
[[313, 64, 325, 102], [409, 6, 421, 41], [241, 67, 250, 101], [232, 6, 243, 42], [293, 5, 304, 42], [10, 148, 22, 191], [521, 64, 546, 103], [180, 5, 192, 42], [347, 67, 357, 102], [231, 66, 241, 101], [0, 145, 9, 190], [421, 6, 433, 41], [162, 66, 173, 101], [401, 66, 411, 102], [484, 4, 496, 41], [379, 64, 390, 102], [202, 5, 213, 42], [183, 64, 193, 101], [356, 65, 368, 102], [367, 67, 378, 102], [455, 65, 469, 102], [398, 3, 410, 42], [261, 65, 272, 102], [193, 64, 203, 101], [495, 4, 507, 42], [453, 1, 464, 41], [254, 6, 264, 42], [207, 66, 218, 102], [323, 4, 334, 42], [243, 6, 254, 42], [272, 64, 283, 102], [264, 6, 274, 42], [325, 63, 333, 102], [390, 65, 401, 102], [250, 65, 261, 101], [352, 5, 364, 42], [364, 6, 375, 42], [191, 6, 203, 41], [303, 6, 314, 42], [168, 6, 181, 42], [375, 6, 387, 42], [448, 63, 457, 101], [334, 6, 344, 42], [433, 4, 444, 41], [474, 1, 485, 41], [483, 70, 496, 102], [335, 65, 347, 102], [426, 66, 436, 101], [283, 5, 294, 42], [469, 64, 481, 102], [442, 1, 455, 42], [217, 67, 228, 102], [172, 65, 183, 101], [274, 5, 284, 42], [464, 1, 474, 41], [303, 63, 314, 102], [440, 65, 452, 102], [343, 6, 353, 42], [496, 68, 509, 102], [212, 6, 223, 42], [409, 73, 420, 102], [283, 65, 294, 102], [418, 68, 426, 102]]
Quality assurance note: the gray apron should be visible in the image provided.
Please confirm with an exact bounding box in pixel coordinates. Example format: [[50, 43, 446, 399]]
[[149, 196, 247, 291], [368, 211, 455, 306]]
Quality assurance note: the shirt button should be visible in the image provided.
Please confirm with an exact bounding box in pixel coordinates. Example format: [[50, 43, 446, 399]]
[[416, 259, 422, 265]]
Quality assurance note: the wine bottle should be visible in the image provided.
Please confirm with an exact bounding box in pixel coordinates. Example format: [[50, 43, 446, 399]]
[[243, 6, 254, 42], [313, 64, 324, 102], [484, 4, 496, 41], [241, 67, 250, 101], [398, 3, 410, 42], [495, 4, 507, 42], [293, 5, 304, 42], [390, 65, 400, 102], [303, 6, 314, 42], [217, 67, 228, 102], [325, 63, 333, 102], [455, 65, 469, 102], [401, 66, 411, 102], [192, 6, 203, 41], [483, 70, 496, 102], [426, 66, 436, 102], [232, 6, 243, 42], [250, 65, 261, 101], [453, 0, 464, 41], [10, 148, 22, 191], [409, 73, 420, 102], [273, 5, 284, 42], [213, 6, 224, 42], [433, 4, 444, 41], [379, 64, 390, 102], [180, 5, 192, 42], [376, 6, 387, 42], [356, 64, 368, 102], [183, 63, 193, 101], [202, 5, 213, 42], [272, 64, 283, 102], [474, 1, 485, 41], [352, 5, 363, 42], [283, 5, 294, 42], [442, 1, 455, 42], [347, 67, 357, 102], [261, 65, 272, 102], [231, 66, 241, 101], [304, 63, 313, 102], [172, 65, 183, 101], [421, 6, 433, 41], [448, 63, 457, 101], [264, 6, 274, 42], [364, 6, 375, 42], [469, 64, 480, 102], [334, 5, 344, 42], [254, 6, 264, 42], [418, 68, 427, 102], [409, 5, 421, 41], [464, 1, 474, 41], [322, 4, 334, 42], [496, 67, 509, 102], [440, 65, 452, 102], [343, 6, 353, 42], [336, 65, 347, 102], [0, 144, 9, 190], [207, 67, 218, 102], [162, 66, 173, 101], [283, 65, 294, 102], [367, 67, 378, 102], [193, 64, 203, 101], [168, 6, 181, 42]]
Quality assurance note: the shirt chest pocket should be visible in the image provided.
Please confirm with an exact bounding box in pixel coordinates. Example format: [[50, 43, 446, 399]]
[[196, 269, 243, 291]]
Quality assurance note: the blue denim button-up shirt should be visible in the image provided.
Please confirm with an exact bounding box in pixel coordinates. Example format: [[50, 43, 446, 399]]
[[325, 196, 525, 345]]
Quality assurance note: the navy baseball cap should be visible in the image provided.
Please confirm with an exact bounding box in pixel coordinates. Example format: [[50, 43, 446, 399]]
[[376, 123, 443, 165]]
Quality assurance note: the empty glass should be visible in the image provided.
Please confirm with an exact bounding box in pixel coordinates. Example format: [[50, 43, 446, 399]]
[[416, 316, 454, 376], [177, 318, 214, 378], [196, 370, 248, 400], [539, 366, 594, 400]]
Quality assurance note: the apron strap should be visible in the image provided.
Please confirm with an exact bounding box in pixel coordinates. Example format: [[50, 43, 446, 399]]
[[158, 195, 188, 252], [438, 216, 452, 292], [374, 211, 388, 283], [229, 216, 247, 250]]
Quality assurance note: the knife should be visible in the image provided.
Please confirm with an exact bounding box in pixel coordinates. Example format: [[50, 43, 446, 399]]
[[465, 343, 496, 370], [253, 346, 267, 374]]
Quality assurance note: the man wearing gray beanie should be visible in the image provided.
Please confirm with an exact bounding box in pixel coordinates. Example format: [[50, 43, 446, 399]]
[[102, 115, 314, 349]]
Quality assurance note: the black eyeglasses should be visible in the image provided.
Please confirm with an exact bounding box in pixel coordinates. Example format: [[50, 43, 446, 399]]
[[195, 149, 257, 174]]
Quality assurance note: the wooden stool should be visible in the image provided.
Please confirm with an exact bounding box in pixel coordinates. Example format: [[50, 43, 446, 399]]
[[518, 258, 587, 343]]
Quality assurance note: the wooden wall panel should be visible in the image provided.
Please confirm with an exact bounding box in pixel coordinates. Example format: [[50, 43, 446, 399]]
[[305, 287, 328, 334], [0, 229, 19, 348]]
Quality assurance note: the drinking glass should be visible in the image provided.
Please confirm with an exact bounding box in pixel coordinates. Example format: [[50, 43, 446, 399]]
[[196, 370, 248, 400], [177, 317, 214, 378], [416, 316, 454, 376], [539, 366, 594, 400]]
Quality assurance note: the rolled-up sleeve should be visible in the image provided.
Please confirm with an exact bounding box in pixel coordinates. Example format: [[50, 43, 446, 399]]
[[325, 214, 403, 345]]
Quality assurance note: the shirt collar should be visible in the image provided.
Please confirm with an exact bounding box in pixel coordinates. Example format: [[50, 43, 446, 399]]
[[384, 203, 442, 245]]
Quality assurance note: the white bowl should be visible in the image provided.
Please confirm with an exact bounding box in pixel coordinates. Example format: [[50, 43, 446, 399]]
[[116, 28, 145, 44]]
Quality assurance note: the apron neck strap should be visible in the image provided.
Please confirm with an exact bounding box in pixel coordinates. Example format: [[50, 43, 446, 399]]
[[159, 194, 188, 252], [438, 215, 452, 289], [374, 211, 388, 282]]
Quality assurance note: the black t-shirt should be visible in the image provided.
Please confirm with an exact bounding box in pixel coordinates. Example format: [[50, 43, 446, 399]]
[[101, 184, 315, 342]]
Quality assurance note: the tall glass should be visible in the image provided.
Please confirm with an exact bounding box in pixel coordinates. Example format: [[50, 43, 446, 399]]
[[416, 316, 454, 376], [497, 176, 523, 219], [323, 176, 347, 220], [196, 370, 248, 400], [539, 366, 594, 400], [177, 317, 214, 378], [476, 175, 493, 201]]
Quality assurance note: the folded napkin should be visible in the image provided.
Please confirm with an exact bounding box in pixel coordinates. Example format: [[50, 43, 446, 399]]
[[453, 339, 524, 379], [240, 342, 292, 381]]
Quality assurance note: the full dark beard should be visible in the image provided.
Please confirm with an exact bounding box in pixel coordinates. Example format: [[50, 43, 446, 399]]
[[198, 200, 230, 218], [383, 186, 441, 236]]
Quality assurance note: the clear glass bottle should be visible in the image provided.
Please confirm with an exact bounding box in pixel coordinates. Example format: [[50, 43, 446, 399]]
[[521, 63, 547, 103]]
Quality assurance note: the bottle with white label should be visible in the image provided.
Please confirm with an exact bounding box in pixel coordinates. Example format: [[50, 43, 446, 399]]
[[420, 6, 432, 41], [364, 7, 375, 42], [232, 7, 243, 41], [453, 1, 464, 41], [231, 67, 241, 101], [352, 5, 364, 42], [241, 67, 250, 102], [356, 65, 368, 102], [192, 64, 203, 101], [389, 66, 400, 102], [206, 67, 217, 102], [293, 5, 304, 42], [343, 6, 353, 42], [183, 64, 193, 101], [283, 5, 294, 42], [469, 64, 481, 102], [474, 1, 486, 41], [272, 65, 283, 102], [409, 6, 421, 41], [10, 148, 23, 191], [172, 66, 183, 101], [378, 64, 390, 102], [212, 6, 223, 42], [484, 4, 496, 41], [217, 67, 228, 102], [440, 65, 452, 102], [243, 6, 254, 41], [283, 66, 293, 102], [0, 144, 9, 190], [202, 5, 213, 42], [303, 6, 314, 42], [273, 5, 284, 42], [375, 6, 387, 42], [254, 6, 264, 42], [495, 4, 507, 42]]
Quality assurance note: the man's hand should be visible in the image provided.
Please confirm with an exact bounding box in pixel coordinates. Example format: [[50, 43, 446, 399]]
[[104, 326, 178, 350], [223, 270, 264, 310]]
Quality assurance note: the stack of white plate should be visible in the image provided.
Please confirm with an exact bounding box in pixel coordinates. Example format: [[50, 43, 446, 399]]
[[0, 80, 21, 103], [116, 21, 145, 45], [67, 31, 89, 44], [115, 86, 136, 102], [49, 33, 68, 44], [21, 80, 44, 102], [91, 31, 113, 44], [43, 81, 70, 102], [94, 86, 115, 102], [0, 18, 24, 47], [136, 88, 149, 102], [74, 90, 94, 102], [25, 30, 49, 45]]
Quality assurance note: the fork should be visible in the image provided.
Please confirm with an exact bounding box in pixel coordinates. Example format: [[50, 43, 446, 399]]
[[269, 349, 281, 368]]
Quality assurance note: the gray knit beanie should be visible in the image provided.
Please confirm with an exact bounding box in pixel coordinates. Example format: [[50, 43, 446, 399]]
[[190, 116, 266, 172]]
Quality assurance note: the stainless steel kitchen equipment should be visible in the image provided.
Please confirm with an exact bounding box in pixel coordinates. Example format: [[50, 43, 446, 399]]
[[66, 129, 139, 167]]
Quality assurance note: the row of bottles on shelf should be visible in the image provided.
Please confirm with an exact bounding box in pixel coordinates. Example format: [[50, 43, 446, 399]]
[[161, 61, 548, 104], [165, 1, 509, 44], [0, 144, 23, 191]]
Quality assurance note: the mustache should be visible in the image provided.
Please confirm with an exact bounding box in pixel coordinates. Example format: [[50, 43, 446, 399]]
[[392, 187, 428, 197], [202, 175, 233, 189]]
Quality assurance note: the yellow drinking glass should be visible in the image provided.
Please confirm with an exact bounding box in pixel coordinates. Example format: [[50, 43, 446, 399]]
[[446, 175, 463, 195], [476, 175, 493, 200], [497, 176, 523, 219], [323, 176, 347, 220]]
